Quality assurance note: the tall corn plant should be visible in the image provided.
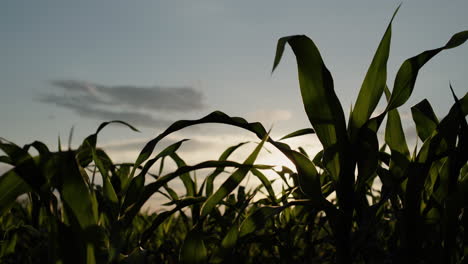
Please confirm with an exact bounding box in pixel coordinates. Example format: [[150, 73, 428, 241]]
[[270, 6, 468, 263], [379, 87, 468, 263]]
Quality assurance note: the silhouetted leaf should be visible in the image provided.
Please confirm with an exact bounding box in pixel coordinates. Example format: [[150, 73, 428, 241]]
[[180, 229, 207, 264]]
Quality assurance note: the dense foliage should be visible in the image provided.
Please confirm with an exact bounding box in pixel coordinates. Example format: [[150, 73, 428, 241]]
[[1, 8, 467, 263]]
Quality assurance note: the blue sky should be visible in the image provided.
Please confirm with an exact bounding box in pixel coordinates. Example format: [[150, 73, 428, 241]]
[[1, 1, 467, 204]]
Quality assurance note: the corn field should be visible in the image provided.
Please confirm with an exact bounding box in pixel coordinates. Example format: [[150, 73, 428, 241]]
[[1, 8, 467, 264]]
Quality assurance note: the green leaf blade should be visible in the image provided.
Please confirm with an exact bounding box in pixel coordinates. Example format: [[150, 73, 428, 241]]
[[179, 229, 207, 264], [200, 134, 269, 218], [387, 30, 468, 111], [350, 6, 399, 135]]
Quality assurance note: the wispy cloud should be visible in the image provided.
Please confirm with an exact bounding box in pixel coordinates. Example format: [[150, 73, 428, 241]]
[[38, 80, 205, 127]]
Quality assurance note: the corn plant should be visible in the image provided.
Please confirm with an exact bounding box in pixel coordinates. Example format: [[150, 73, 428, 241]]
[[268, 6, 468, 263], [0, 123, 275, 263]]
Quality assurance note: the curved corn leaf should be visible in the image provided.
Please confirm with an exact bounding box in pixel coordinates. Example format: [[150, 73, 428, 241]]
[[93, 149, 121, 223], [140, 196, 206, 245], [95, 120, 139, 134], [272, 35, 348, 182], [386, 30, 468, 111], [0, 140, 45, 193], [417, 93, 468, 164], [131, 111, 269, 178], [131, 111, 328, 211], [120, 160, 272, 226], [278, 128, 315, 141], [250, 168, 277, 204], [288, 151, 323, 204], [139, 139, 189, 180], [121, 139, 188, 213], [411, 99, 439, 142], [0, 170, 31, 215], [200, 133, 269, 218], [170, 153, 195, 197], [204, 142, 248, 196], [55, 151, 98, 229], [78, 121, 137, 222]]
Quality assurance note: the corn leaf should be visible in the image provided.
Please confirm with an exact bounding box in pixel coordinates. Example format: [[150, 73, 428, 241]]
[[205, 142, 248, 196], [272, 35, 348, 181], [250, 168, 277, 204], [386, 30, 468, 111], [121, 139, 188, 213], [132, 111, 327, 210], [180, 229, 207, 264], [210, 225, 239, 263], [120, 160, 272, 226], [0, 141, 46, 193], [0, 170, 31, 215], [350, 5, 399, 136], [170, 153, 195, 197], [140, 197, 206, 245], [411, 99, 439, 142], [239, 206, 285, 237], [385, 87, 410, 157], [55, 151, 98, 229], [278, 128, 315, 141], [200, 133, 269, 218]]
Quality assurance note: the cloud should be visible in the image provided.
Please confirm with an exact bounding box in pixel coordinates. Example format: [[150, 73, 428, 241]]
[[39, 80, 205, 127]]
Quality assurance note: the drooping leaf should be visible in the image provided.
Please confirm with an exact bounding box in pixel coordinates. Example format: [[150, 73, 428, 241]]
[[78, 121, 137, 222], [131, 111, 270, 179], [411, 99, 439, 142], [128, 111, 328, 210], [0, 170, 31, 215], [386, 30, 468, 111], [0, 140, 46, 193], [272, 35, 348, 180], [278, 128, 315, 141]]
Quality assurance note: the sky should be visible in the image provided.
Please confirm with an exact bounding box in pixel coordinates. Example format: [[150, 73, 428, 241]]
[[1, 1, 467, 208]]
